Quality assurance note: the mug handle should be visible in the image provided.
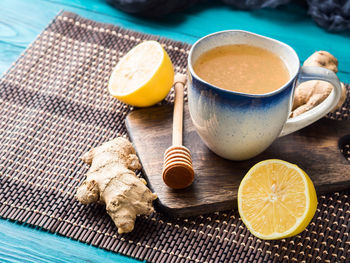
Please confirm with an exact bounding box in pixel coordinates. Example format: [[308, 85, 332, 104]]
[[279, 66, 342, 137]]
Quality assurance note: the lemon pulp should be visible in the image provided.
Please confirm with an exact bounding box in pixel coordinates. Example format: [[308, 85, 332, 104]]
[[238, 159, 317, 240], [108, 40, 174, 107]]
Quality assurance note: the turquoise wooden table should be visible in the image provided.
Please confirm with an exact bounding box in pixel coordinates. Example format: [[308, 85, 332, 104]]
[[1, 0, 349, 262]]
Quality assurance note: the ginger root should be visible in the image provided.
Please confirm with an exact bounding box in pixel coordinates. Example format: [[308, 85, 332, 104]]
[[303, 50, 338, 72], [292, 51, 347, 117], [76, 137, 157, 234]]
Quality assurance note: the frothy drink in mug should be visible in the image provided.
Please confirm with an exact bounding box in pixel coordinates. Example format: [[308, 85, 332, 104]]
[[187, 30, 342, 160], [193, 44, 290, 95]]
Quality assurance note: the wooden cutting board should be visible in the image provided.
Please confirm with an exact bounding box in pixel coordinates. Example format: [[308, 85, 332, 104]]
[[125, 104, 350, 217]]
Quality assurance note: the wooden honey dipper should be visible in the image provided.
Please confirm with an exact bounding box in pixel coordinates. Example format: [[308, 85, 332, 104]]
[[162, 73, 195, 189]]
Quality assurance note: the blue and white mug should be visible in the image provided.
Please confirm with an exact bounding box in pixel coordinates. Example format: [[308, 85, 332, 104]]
[[187, 30, 342, 160]]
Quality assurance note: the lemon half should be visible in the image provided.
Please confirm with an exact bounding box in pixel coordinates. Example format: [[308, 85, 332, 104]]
[[108, 40, 174, 107], [238, 159, 317, 240]]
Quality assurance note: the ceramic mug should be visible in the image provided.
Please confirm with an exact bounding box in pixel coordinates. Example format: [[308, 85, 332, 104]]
[[187, 30, 342, 161]]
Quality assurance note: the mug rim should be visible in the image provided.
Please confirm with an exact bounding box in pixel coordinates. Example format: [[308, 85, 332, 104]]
[[188, 30, 300, 98]]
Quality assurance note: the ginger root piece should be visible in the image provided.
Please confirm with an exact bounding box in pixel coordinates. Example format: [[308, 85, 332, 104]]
[[292, 51, 346, 117], [335, 82, 347, 111], [76, 137, 157, 234], [303, 51, 338, 72]]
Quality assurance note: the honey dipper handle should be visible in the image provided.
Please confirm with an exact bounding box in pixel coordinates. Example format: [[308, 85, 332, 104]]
[[172, 74, 187, 146]]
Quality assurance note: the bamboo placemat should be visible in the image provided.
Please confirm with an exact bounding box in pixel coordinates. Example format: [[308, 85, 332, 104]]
[[0, 11, 349, 263]]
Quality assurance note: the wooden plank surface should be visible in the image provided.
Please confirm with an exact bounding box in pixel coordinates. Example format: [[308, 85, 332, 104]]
[[126, 104, 350, 217], [1, 0, 349, 81], [0, 219, 142, 263], [1, 0, 349, 261]]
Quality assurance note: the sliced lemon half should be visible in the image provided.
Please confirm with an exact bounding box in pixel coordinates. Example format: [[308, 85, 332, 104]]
[[238, 159, 317, 240], [108, 40, 174, 107]]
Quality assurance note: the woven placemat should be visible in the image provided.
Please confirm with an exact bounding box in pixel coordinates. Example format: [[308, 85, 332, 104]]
[[0, 11, 349, 263]]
